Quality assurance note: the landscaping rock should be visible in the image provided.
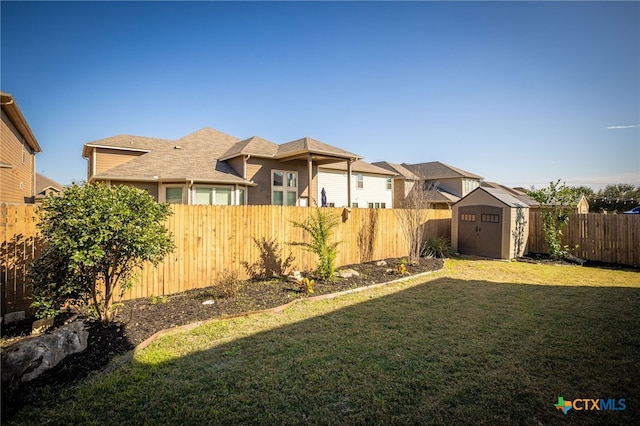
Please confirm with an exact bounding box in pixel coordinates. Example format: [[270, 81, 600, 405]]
[[3, 311, 25, 324], [202, 300, 215, 305], [31, 317, 54, 335], [288, 271, 303, 283], [338, 269, 360, 278], [1, 321, 89, 384], [375, 260, 387, 266]]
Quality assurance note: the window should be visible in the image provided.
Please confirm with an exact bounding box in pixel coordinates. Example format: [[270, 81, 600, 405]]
[[381, 203, 386, 208], [386, 177, 392, 190], [463, 179, 479, 194], [357, 174, 364, 189], [165, 187, 183, 204], [481, 214, 500, 223], [368, 202, 374, 208], [194, 187, 233, 205], [460, 213, 476, 222], [374, 202, 380, 208], [352, 202, 359, 208], [238, 188, 245, 205], [22, 142, 26, 164], [272, 170, 298, 205], [328, 203, 335, 207]]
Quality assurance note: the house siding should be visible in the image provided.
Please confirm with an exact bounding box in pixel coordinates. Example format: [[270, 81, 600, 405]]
[[110, 180, 159, 200], [245, 158, 315, 205], [318, 169, 393, 208], [94, 148, 145, 176], [1, 113, 36, 204]]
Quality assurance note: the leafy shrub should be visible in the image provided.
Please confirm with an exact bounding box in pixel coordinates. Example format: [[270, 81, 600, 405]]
[[289, 208, 341, 280], [299, 277, 315, 294], [242, 237, 295, 279], [28, 183, 175, 324], [421, 237, 453, 259]]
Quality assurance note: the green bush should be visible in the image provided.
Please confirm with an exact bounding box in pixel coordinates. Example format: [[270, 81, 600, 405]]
[[421, 237, 453, 258], [289, 208, 341, 280], [29, 183, 175, 324]]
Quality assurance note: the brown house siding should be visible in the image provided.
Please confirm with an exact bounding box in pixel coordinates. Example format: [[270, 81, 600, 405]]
[[246, 158, 316, 205], [110, 180, 159, 200], [93, 148, 145, 176], [226, 156, 244, 177], [1, 114, 36, 204]]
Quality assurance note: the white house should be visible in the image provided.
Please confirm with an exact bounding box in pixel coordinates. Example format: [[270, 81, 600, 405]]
[[318, 160, 396, 208]]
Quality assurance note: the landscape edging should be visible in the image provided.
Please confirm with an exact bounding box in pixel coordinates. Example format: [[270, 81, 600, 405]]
[[100, 268, 440, 375]]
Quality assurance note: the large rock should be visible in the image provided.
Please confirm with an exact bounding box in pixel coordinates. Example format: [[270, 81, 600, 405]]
[[1, 321, 89, 384], [338, 268, 360, 278]]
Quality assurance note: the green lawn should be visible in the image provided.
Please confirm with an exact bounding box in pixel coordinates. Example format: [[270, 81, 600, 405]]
[[9, 259, 639, 425]]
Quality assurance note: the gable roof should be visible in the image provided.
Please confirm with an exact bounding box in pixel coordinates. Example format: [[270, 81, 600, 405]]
[[82, 134, 171, 157], [219, 136, 279, 160], [319, 160, 397, 175], [276, 137, 361, 161], [36, 173, 64, 194], [455, 186, 529, 208], [1, 91, 42, 153], [481, 181, 539, 207], [371, 161, 421, 180], [403, 161, 483, 180]]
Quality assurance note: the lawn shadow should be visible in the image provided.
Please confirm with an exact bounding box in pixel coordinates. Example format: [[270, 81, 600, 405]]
[[14, 278, 640, 425]]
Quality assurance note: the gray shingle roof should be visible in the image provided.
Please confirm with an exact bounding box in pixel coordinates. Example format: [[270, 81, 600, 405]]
[[36, 173, 64, 194], [459, 187, 529, 208], [319, 160, 396, 175], [277, 137, 361, 160], [371, 161, 422, 180], [403, 161, 483, 180], [219, 136, 279, 160]]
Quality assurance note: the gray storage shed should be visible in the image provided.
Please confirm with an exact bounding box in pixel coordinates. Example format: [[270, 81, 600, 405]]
[[452, 187, 530, 260]]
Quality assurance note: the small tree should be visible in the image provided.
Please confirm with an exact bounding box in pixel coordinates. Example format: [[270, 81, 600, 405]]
[[289, 208, 341, 280], [29, 183, 175, 324], [527, 180, 577, 260], [396, 181, 433, 263]]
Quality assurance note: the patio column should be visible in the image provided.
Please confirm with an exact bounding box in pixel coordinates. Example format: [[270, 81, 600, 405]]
[[307, 153, 313, 207], [347, 159, 352, 207]]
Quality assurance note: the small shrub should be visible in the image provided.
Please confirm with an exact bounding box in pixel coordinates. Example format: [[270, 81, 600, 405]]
[[289, 208, 341, 280], [242, 237, 295, 279], [299, 277, 315, 294], [395, 258, 408, 275], [422, 237, 454, 259], [217, 270, 241, 299]]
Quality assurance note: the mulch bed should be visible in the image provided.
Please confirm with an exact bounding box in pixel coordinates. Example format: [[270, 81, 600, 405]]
[[1, 257, 442, 420]]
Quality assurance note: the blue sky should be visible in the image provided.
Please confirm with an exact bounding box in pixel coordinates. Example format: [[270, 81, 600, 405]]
[[2, 1, 638, 190]]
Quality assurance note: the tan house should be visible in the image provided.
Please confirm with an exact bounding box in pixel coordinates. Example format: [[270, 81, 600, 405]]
[[1, 92, 42, 204], [373, 161, 482, 209], [83, 127, 376, 207]]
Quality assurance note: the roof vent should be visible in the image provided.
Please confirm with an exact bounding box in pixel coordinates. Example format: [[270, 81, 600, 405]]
[[174, 146, 182, 150]]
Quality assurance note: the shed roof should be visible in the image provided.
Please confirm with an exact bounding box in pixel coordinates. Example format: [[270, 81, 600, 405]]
[[481, 181, 539, 207], [455, 186, 530, 208]]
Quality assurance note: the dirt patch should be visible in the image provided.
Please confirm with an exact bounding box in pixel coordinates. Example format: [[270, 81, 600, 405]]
[[1, 257, 442, 420]]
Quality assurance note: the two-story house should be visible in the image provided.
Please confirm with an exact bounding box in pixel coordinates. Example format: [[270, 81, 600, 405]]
[[1, 92, 42, 204]]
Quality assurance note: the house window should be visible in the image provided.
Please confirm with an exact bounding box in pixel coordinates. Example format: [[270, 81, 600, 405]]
[[374, 202, 380, 208], [272, 170, 298, 206], [238, 188, 245, 205], [381, 203, 386, 208], [165, 187, 183, 204], [194, 186, 233, 205], [460, 213, 476, 222], [357, 174, 364, 189], [463, 179, 479, 195], [352, 202, 358, 208], [386, 178, 392, 190], [328, 203, 335, 207], [368, 202, 374, 208]]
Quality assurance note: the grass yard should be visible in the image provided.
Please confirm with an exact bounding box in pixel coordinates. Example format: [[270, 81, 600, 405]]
[[8, 259, 639, 425]]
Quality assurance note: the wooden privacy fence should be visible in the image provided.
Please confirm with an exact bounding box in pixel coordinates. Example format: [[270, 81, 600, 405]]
[[1, 204, 452, 314], [527, 211, 640, 267]]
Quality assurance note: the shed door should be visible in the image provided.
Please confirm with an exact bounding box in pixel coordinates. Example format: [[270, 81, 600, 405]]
[[458, 206, 502, 258]]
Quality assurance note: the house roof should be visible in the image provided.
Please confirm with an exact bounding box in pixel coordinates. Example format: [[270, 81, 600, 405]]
[[455, 186, 529, 208], [481, 181, 539, 207], [319, 160, 397, 175], [36, 173, 64, 194], [1, 92, 42, 153], [219, 136, 279, 160], [276, 137, 361, 162], [403, 161, 483, 180], [371, 161, 421, 180], [82, 134, 172, 157], [87, 128, 254, 185]]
